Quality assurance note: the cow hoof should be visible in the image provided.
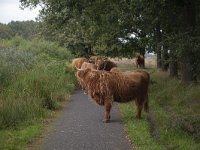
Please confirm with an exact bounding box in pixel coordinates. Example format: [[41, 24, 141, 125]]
[[103, 119, 110, 123]]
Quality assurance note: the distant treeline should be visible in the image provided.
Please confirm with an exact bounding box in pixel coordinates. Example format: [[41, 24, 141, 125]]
[[0, 20, 39, 40]]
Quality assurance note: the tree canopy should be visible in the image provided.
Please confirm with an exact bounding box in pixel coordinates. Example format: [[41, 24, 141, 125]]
[[20, 0, 200, 82], [0, 21, 39, 40]]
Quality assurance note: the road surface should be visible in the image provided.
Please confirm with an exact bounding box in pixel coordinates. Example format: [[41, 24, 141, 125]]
[[42, 90, 133, 150]]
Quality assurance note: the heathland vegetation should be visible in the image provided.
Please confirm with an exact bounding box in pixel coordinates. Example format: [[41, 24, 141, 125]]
[[0, 34, 76, 149], [1, 0, 200, 149]]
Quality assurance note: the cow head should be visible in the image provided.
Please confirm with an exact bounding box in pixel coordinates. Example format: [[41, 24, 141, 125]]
[[76, 68, 91, 80]]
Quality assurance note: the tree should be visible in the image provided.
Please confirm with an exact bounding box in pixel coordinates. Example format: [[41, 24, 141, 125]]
[[20, 0, 200, 82], [8, 21, 39, 39], [0, 23, 14, 39]]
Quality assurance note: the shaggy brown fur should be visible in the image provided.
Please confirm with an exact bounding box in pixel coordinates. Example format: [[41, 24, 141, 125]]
[[71, 57, 88, 69], [135, 54, 145, 68], [89, 56, 108, 64], [110, 67, 121, 72], [76, 68, 149, 122], [88, 56, 99, 64], [96, 59, 117, 71], [81, 62, 98, 70], [78, 62, 97, 92], [110, 68, 150, 112]]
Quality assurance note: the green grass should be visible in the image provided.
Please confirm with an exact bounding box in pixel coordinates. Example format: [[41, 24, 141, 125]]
[[0, 62, 76, 149], [120, 103, 164, 150], [0, 124, 42, 150], [0, 37, 77, 149], [118, 65, 200, 150]]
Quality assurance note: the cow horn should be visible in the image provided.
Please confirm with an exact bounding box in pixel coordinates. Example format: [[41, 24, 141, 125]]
[[75, 66, 82, 71]]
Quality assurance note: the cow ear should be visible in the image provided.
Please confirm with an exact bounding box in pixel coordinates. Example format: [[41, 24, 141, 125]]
[[76, 70, 84, 78]]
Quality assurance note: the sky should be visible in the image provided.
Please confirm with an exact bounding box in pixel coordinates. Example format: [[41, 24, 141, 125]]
[[0, 0, 40, 24]]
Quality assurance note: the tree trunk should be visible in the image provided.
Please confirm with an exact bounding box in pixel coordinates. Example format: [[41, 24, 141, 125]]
[[155, 23, 162, 69], [180, 0, 196, 82], [180, 56, 193, 82], [157, 50, 162, 69], [161, 45, 169, 72], [169, 51, 178, 77]]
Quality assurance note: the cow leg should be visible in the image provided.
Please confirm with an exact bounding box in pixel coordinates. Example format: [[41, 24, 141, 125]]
[[135, 99, 144, 119], [103, 101, 112, 123]]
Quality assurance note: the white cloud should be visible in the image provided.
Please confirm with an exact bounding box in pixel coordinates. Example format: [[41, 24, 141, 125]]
[[0, 0, 40, 24]]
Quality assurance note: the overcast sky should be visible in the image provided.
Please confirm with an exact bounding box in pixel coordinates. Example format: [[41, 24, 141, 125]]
[[0, 0, 40, 24]]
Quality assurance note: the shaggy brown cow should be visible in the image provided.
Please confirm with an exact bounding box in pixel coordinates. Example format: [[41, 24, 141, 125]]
[[110, 67, 121, 72], [71, 57, 88, 69], [89, 56, 108, 64], [81, 62, 98, 70], [135, 54, 145, 68], [79, 62, 98, 92], [110, 68, 150, 112], [88, 56, 99, 64], [76, 68, 149, 122], [96, 59, 117, 71]]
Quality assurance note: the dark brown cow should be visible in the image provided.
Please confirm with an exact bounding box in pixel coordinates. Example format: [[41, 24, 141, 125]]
[[110, 68, 150, 112], [96, 59, 117, 71], [76, 68, 149, 122], [135, 54, 145, 68]]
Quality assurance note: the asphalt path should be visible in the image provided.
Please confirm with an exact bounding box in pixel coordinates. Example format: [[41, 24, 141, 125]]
[[42, 90, 133, 150]]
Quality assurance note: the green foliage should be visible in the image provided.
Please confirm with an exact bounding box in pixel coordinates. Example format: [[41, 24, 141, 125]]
[[0, 23, 14, 39], [150, 72, 200, 145], [0, 47, 37, 88], [0, 61, 76, 129], [0, 36, 73, 61], [0, 36, 75, 128], [0, 21, 39, 40], [7, 20, 39, 39], [19, 0, 200, 81], [0, 36, 76, 150]]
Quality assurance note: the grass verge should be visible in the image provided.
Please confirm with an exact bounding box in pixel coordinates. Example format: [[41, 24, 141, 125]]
[[119, 65, 200, 150]]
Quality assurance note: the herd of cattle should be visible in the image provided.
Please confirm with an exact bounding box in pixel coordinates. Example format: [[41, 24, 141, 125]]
[[72, 55, 149, 123]]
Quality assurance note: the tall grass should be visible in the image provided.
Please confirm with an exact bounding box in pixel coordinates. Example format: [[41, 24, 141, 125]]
[[149, 72, 200, 149], [0, 61, 76, 129], [0, 36, 76, 148], [118, 65, 200, 149], [0, 48, 37, 88]]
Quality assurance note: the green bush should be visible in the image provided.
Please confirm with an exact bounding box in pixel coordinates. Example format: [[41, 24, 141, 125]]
[[0, 36, 73, 61]]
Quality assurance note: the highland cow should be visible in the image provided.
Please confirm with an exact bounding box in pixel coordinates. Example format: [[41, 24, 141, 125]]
[[135, 54, 145, 68], [110, 68, 150, 112], [96, 59, 117, 71], [88, 56, 99, 64], [76, 68, 149, 122], [71, 57, 88, 69], [81, 62, 98, 70]]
